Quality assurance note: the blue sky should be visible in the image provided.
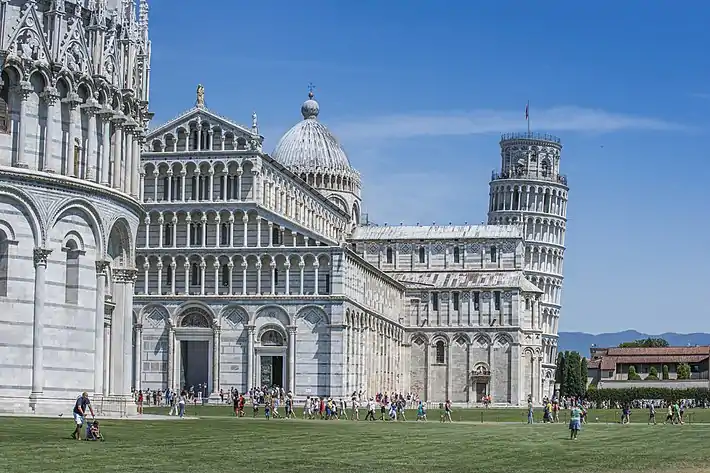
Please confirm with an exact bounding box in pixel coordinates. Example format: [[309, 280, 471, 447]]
[[146, 0, 710, 334]]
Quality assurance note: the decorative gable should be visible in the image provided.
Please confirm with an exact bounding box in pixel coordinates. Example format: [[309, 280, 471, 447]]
[[5, 2, 52, 66], [59, 13, 94, 76]]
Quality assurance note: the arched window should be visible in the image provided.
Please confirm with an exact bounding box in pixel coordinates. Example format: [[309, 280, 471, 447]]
[[418, 247, 426, 264], [220, 223, 229, 245], [221, 264, 229, 287], [162, 176, 169, 201], [435, 341, 445, 364], [163, 223, 172, 246], [261, 330, 284, 346], [541, 160, 550, 177], [0, 71, 9, 134], [386, 247, 393, 264], [191, 176, 197, 200], [166, 264, 173, 287], [191, 263, 199, 285], [0, 229, 8, 296], [453, 246, 460, 264], [65, 240, 80, 304]]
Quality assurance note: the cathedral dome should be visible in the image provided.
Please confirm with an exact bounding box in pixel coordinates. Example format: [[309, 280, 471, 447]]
[[272, 92, 353, 173]]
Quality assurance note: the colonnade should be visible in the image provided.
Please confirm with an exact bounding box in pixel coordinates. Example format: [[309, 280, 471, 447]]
[[3, 70, 143, 197], [136, 253, 332, 297], [343, 311, 405, 396]]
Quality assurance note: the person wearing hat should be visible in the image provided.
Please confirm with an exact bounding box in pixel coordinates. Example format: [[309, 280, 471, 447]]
[[71, 392, 95, 440]]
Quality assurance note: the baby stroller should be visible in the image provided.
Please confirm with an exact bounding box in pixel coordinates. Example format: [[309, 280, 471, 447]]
[[85, 420, 105, 441]]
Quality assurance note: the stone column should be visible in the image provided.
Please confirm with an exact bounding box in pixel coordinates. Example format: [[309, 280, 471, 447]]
[[94, 261, 108, 395], [284, 263, 290, 295], [100, 112, 111, 185], [111, 116, 125, 188], [246, 325, 255, 391], [288, 325, 296, 394], [132, 132, 142, 197], [122, 270, 137, 395], [227, 261, 234, 295], [242, 215, 248, 247], [82, 100, 100, 180], [447, 338, 453, 401], [211, 327, 220, 395], [299, 262, 305, 295], [228, 216, 234, 247], [41, 87, 60, 172], [167, 322, 175, 390], [65, 94, 81, 176], [199, 260, 206, 295], [103, 320, 111, 396], [183, 262, 190, 295], [29, 248, 52, 407], [313, 263, 320, 295], [134, 323, 142, 391], [170, 261, 176, 295], [14, 81, 32, 168], [426, 342, 432, 401], [109, 274, 125, 395], [124, 127, 134, 194]]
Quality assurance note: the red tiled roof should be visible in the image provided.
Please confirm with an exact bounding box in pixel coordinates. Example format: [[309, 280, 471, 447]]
[[599, 355, 708, 371], [605, 346, 710, 356], [587, 359, 601, 369]]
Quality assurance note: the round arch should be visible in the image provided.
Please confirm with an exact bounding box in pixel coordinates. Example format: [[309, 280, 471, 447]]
[[50, 198, 105, 256], [0, 189, 42, 246]]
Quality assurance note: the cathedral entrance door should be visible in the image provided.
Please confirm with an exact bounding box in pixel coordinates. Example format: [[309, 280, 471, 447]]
[[260, 356, 284, 387], [180, 340, 209, 395], [475, 382, 487, 402]]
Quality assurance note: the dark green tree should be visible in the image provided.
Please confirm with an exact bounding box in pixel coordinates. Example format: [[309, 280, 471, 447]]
[[646, 366, 659, 380], [563, 351, 583, 397], [662, 365, 670, 380], [580, 357, 589, 393], [618, 338, 669, 348], [555, 351, 566, 396], [677, 363, 691, 380], [627, 365, 641, 380]]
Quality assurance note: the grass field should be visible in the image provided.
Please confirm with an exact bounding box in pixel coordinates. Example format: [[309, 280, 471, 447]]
[[1, 414, 709, 473]]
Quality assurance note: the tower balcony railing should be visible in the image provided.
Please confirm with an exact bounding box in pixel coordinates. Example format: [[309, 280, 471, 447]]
[[491, 170, 568, 186], [500, 132, 561, 144]]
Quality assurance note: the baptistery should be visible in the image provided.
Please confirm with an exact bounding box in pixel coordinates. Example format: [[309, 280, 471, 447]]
[[0, 0, 151, 416]]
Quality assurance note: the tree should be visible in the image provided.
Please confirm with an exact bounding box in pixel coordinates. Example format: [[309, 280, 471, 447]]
[[563, 351, 583, 397], [618, 338, 669, 348], [627, 365, 641, 380], [580, 357, 589, 393], [662, 365, 670, 380], [677, 363, 691, 380], [646, 366, 659, 380], [555, 352, 566, 396]]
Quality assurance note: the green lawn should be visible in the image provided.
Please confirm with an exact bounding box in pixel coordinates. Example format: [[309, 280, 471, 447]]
[[1, 415, 708, 473]]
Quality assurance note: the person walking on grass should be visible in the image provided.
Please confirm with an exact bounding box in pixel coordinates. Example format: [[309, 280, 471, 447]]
[[569, 403, 582, 440], [351, 398, 360, 421], [178, 391, 187, 418], [71, 392, 95, 440], [441, 400, 453, 423], [527, 400, 534, 424], [648, 404, 656, 425]]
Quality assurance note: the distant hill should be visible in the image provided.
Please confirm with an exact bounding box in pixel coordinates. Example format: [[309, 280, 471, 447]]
[[558, 331, 710, 356]]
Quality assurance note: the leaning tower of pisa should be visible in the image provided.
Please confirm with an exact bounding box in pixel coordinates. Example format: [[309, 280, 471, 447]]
[[487, 132, 569, 399]]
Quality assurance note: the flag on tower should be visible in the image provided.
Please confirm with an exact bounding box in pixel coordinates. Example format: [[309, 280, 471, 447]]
[[525, 102, 529, 121]]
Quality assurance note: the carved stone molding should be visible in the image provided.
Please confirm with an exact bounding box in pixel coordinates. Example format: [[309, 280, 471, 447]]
[[33, 248, 52, 267]]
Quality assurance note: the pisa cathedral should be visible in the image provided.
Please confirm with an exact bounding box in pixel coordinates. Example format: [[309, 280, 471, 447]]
[[0, 0, 568, 415]]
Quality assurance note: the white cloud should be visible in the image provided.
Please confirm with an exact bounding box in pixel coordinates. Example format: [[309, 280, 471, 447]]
[[330, 106, 688, 141]]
